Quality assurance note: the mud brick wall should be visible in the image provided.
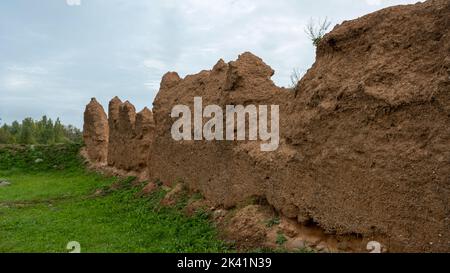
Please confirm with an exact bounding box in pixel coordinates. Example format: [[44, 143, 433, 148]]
[[84, 0, 450, 252]]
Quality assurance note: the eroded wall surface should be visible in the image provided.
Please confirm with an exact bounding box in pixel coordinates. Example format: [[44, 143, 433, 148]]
[[83, 98, 109, 164], [84, 97, 154, 172], [84, 0, 450, 252]]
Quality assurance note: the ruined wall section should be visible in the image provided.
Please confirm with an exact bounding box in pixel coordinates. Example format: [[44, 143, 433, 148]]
[[84, 97, 154, 173], [132, 107, 154, 171], [149, 53, 290, 207], [107, 96, 122, 167], [83, 0, 450, 252], [148, 0, 450, 252], [83, 98, 109, 164]]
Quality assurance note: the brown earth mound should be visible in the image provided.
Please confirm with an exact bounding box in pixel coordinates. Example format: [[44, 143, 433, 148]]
[[107, 96, 122, 167], [83, 98, 108, 164], [83, 0, 449, 252], [133, 107, 155, 170], [111, 99, 154, 172]]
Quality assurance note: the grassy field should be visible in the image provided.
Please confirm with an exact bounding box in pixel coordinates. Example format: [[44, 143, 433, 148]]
[[0, 144, 229, 253]]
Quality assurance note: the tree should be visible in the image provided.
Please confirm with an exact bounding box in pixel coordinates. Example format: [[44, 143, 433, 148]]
[[10, 121, 20, 135], [63, 124, 82, 143], [0, 125, 14, 144], [19, 118, 36, 144], [37, 116, 55, 144], [54, 118, 65, 143], [0, 116, 82, 145], [305, 17, 332, 47]]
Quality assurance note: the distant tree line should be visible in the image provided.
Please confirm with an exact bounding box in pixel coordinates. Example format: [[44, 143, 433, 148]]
[[0, 116, 82, 144]]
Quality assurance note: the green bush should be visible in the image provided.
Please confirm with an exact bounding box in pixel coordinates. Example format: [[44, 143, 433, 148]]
[[0, 143, 83, 172]]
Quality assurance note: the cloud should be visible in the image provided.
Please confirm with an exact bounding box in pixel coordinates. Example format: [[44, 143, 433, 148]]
[[7, 65, 47, 74], [143, 59, 167, 71], [2, 74, 33, 90], [366, 0, 383, 5]]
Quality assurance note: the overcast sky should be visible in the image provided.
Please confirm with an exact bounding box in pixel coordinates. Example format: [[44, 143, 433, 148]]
[[0, 0, 423, 128]]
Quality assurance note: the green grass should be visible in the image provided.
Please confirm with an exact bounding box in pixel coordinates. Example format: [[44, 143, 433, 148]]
[[0, 144, 229, 253], [0, 171, 115, 203]]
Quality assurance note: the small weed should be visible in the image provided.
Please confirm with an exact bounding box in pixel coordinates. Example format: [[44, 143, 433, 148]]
[[266, 217, 280, 228], [276, 232, 288, 246], [191, 192, 204, 201]]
